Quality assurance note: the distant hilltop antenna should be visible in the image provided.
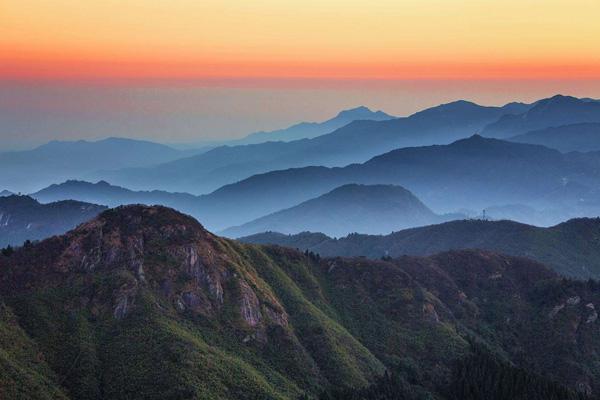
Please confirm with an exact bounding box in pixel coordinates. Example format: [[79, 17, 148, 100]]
[[482, 209, 487, 220]]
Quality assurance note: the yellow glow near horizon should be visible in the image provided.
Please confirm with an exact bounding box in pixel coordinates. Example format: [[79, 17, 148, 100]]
[[2, 0, 600, 80]]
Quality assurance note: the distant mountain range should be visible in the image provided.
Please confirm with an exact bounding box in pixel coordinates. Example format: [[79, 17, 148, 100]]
[[33, 179, 199, 215], [90, 95, 600, 196], [0, 190, 13, 197], [0, 195, 106, 247], [221, 184, 461, 238], [0, 137, 200, 193], [9, 95, 600, 199], [509, 122, 600, 152], [241, 217, 600, 279], [233, 106, 395, 144], [482, 95, 600, 138], [91, 99, 532, 194], [192, 135, 600, 229], [2, 205, 600, 398], [32, 135, 600, 232]]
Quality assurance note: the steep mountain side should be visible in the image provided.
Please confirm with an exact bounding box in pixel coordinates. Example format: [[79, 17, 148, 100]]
[[0, 195, 107, 247], [240, 218, 600, 279], [221, 184, 451, 238], [2, 206, 600, 398]]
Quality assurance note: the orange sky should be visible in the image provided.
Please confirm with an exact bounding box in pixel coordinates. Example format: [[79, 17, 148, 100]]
[[2, 0, 600, 81]]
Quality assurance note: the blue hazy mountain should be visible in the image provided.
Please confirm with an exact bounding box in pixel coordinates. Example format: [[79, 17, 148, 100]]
[[482, 95, 600, 138], [96, 100, 531, 194], [33, 180, 199, 215], [220, 184, 462, 238], [165, 106, 395, 149], [0, 195, 107, 247], [0, 137, 200, 193], [34, 136, 600, 232], [235, 106, 395, 144], [508, 122, 600, 152]]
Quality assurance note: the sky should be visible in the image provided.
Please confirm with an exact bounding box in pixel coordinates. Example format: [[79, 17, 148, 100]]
[[2, 0, 600, 148]]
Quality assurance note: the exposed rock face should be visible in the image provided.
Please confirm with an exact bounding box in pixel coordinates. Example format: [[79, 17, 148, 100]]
[[239, 280, 261, 327], [567, 296, 581, 306], [549, 304, 565, 318], [422, 302, 440, 324], [0, 205, 287, 341]]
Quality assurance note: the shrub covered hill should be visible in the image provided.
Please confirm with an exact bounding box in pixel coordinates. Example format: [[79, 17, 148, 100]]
[[1, 205, 600, 399], [241, 218, 600, 280]]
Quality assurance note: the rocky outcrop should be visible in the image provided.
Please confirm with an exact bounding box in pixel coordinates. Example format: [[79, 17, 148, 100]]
[[239, 280, 261, 327]]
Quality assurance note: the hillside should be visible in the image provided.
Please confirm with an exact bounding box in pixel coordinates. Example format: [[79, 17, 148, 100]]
[[2, 206, 600, 399], [508, 123, 600, 152], [482, 95, 600, 138], [221, 184, 453, 238], [0, 195, 106, 247], [240, 218, 600, 279]]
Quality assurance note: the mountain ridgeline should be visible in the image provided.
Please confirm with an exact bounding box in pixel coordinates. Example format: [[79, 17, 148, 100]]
[[2, 206, 600, 399], [483, 95, 600, 138], [508, 122, 600, 152], [0, 137, 201, 194], [233, 106, 395, 144], [221, 184, 460, 238], [0, 195, 107, 247], [30, 133, 600, 232], [240, 217, 600, 279], [86, 99, 533, 194]]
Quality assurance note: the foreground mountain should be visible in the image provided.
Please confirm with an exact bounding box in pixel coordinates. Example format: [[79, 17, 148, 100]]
[[0, 137, 198, 193], [93, 100, 529, 194], [240, 217, 600, 279], [221, 184, 457, 238], [2, 205, 600, 399], [508, 123, 600, 152], [235, 106, 395, 144], [0, 195, 106, 247], [482, 95, 600, 138]]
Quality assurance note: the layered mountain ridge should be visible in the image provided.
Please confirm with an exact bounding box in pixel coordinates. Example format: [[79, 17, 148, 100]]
[[221, 184, 457, 238], [240, 217, 600, 279], [0, 195, 107, 247]]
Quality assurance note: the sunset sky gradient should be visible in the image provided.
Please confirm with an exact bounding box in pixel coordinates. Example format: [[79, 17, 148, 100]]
[[2, 0, 600, 148], [3, 0, 600, 81]]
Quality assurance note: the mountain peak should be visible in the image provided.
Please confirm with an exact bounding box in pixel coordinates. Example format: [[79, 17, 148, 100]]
[[533, 94, 583, 109], [85, 204, 207, 235], [335, 106, 393, 120]]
